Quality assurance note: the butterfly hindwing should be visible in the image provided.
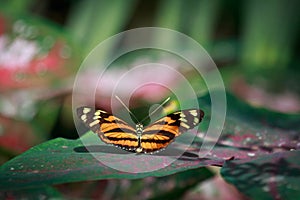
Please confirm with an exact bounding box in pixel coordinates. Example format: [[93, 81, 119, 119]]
[[141, 109, 204, 153], [77, 107, 139, 151]]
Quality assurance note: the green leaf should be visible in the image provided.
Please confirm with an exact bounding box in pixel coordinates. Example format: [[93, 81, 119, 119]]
[[0, 130, 223, 190], [0, 91, 299, 190], [221, 151, 300, 200]]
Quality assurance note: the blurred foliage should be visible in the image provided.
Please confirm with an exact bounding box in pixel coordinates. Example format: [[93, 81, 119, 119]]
[[0, 0, 299, 199], [221, 151, 300, 200]]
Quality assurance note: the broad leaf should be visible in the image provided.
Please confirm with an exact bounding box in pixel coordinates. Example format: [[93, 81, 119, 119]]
[[0, 91, 299, 190], [0, 131, 223, 190]]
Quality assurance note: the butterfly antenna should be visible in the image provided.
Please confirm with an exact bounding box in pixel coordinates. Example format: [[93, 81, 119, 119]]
[[115, 96, 140, 123], [140, 97, 170, 123]]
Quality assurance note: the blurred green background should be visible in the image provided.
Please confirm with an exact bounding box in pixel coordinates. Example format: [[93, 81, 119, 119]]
[[0, 0, 299, 199]]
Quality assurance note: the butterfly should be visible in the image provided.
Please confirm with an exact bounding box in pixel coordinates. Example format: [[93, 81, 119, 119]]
[[77, 106, 204, 153]]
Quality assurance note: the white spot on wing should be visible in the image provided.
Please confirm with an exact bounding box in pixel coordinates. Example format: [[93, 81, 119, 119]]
[[189, 110, 197, 116], [93, 115, 101, 120], [89, 120, 100, 127], [180, 117, 188, 123], [180, 122, 190, 129], [81, 115, 87, 121], [83, 107, 91, 114]]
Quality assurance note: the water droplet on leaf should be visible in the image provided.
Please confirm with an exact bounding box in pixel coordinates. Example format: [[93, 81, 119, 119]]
[[247, 152, 255, 157]]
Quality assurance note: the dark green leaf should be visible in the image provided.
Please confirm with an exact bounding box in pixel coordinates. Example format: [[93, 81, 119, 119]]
[[1, 91, 299, 190], [0, 131, 223, 190]]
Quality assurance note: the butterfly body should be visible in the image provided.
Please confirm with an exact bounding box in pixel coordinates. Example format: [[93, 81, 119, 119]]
[[134, 123, 143, 153], [77, 106, 204, 154]]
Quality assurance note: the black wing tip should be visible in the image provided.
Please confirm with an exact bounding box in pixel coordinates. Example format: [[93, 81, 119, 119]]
[[76, 106, 85, 116], [76, 106, 83, 116]]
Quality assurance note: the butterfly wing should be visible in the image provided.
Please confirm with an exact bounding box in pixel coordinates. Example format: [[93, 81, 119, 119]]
[[141, 109, 204, 153], [77, 107, 139, 151]]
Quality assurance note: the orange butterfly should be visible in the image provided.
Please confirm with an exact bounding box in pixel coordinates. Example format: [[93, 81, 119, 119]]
[[77, 106, 204, 153]]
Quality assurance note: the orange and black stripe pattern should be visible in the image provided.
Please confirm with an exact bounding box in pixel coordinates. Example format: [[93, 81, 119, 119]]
[[77, 106, 204, 153]]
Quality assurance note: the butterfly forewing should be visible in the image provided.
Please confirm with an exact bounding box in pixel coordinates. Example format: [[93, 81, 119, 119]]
[[141, 109, 204, 153], [77, 107, 139, 151], [77, 107, 204, 153]]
